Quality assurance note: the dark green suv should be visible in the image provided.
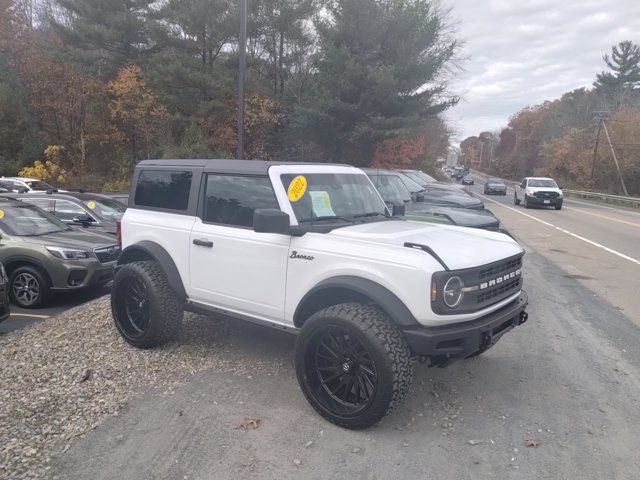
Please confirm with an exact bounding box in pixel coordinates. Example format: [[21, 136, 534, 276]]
[[0, 197, 120, 308]]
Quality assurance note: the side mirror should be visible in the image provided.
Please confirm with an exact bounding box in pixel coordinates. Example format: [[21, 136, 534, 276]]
[[72, 214, 94, 226], [392, 203, 405, 217], [19, 188, 28, 194], [415, 193, 425, 202], [253, 208, 290, 234]]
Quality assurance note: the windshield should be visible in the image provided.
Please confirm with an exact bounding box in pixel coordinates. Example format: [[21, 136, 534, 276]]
[[396, 173, 425, 194], [411, 171, 437, 183], [25, 180, 55, 191], [488, 179, 504, 185], [84, 198, 126, 221], [368, 174, 412, 204], [280, 173, 388, 223], [401, 171, 429, 188], [0, 203, 70, 236], [528, 179, 558, 188]]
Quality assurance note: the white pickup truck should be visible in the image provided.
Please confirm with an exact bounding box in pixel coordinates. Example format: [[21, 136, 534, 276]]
[[111, 159, 529, 429]]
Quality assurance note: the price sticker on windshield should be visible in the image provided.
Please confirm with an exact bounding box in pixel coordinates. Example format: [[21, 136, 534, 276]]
[[288, 176, 307, 202], [87, 200, 96, 209], [0, 210, 4, 219]]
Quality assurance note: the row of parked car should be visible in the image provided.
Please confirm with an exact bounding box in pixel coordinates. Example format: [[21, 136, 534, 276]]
[[0, 168, 498, 313], [0, 181, 124, 311]]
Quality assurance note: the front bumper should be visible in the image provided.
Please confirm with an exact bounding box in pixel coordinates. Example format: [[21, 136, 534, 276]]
[[402, 291, 528, 366], [527, 195, 562, 206], [49, 261, 115, 291]]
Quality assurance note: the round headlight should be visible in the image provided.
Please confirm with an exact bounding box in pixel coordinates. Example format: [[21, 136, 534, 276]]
[[443, 276, 464, 308]]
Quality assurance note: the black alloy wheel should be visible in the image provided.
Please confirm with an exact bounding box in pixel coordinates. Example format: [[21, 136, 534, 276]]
[[306, 324, 378, 417], [111, 261, 183, 349], [295, 303, 413, 429], [121, 276, 150, 337]]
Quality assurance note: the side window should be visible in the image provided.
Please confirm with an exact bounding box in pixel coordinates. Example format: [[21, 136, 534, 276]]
[[54, 200, 90, 221], [23, 198, 53, 212], [134, 170, 193, 210], [520, 180, 527, 189], [203, 175, 278, 227]]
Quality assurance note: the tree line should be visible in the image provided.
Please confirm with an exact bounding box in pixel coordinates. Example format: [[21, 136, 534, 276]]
[[0, 0, 459, 190], [461, 41, 640, 196]]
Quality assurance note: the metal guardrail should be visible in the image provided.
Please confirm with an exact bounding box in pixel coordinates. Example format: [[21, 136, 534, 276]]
[[468, 169, 640, 209], [561, 189, 640, 208]]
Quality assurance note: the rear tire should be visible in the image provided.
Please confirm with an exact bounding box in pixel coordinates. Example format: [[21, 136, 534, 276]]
[[111, 261, 183, 349], [295, 303, 413, 430], [9, 265, 50, 308], [514, 194, 521, 205]]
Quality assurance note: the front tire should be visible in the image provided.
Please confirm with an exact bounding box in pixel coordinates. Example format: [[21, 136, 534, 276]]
[[9, 265, 50, 308], [295, 303, 413, 430], [555, 202, 563, 210], [111, 261, 183, 349], [524, 195, 531, 208], [514, 193, 521, 205]]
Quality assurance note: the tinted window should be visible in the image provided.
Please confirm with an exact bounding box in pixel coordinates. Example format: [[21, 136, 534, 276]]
[[23, 198, 53, 212], [54, 199, 90, 222], [203, 175, 278, 227], [135, 170, 192, 210]]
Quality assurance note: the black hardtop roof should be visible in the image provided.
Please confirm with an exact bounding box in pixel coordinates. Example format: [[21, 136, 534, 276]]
[[135, 159, 348, 175]]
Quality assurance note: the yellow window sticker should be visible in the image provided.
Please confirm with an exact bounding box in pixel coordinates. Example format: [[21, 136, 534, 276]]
[[287, 175, 307, 202], [0, 210, 4, 219], [87, 200, 96, 209]]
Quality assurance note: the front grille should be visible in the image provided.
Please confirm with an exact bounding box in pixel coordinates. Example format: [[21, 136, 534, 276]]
[[477, 278, 521, 304], [431, 253, 524, 314], [94, 245, 121, 264], [478, 256, 522, 280], [534, 191, 559, 198]]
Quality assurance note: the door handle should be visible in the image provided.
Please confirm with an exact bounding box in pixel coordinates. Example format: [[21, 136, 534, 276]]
[[192, 238, 213, 248]]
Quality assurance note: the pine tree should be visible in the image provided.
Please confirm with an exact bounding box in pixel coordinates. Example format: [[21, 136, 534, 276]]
[[52, 0, 157, 75], [594, 41, 640, 92], [293, 0, 459, 165]]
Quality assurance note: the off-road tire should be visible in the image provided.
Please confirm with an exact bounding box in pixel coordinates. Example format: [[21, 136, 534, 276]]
[[9, 265, 50, 308], [295, 302, 413, 429], [514, 193, 520, 205], [111, 260, 183, 349]]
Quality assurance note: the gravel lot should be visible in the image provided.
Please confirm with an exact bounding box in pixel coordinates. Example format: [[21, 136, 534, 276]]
[[0, 297, 288, 479]]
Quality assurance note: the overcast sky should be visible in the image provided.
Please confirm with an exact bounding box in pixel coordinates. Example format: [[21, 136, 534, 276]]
[[444, 0, 640, 142]]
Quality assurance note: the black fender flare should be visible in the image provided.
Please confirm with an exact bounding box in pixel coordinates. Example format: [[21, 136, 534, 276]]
[[118, 241, 186, 298], [294, 275, 418, 328]]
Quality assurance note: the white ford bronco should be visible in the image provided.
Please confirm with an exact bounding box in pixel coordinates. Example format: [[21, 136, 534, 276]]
[[112, 159, 529, 429]]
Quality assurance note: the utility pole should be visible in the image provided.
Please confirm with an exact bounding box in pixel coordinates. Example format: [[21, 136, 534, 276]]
[[602, 120, 629, 196], [590, 113, 603, 189], [478, 142, 484, 169], [237, 0, 247, 160]]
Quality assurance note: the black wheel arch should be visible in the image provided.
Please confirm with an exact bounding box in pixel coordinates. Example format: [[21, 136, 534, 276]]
[[294, 276, 418, 329], [117, 241, 186, 298], [4, 256, 53, 286]]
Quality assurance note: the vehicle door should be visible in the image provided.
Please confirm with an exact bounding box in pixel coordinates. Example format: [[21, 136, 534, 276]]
[[188, 173, 290, 324], [517, 179, 527, 200]]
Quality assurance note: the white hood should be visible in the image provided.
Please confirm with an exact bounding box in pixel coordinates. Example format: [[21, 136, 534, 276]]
[[328, 220, 523, 270]]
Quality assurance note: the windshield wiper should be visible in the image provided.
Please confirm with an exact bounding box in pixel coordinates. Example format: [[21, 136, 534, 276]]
[[299, 215, 353, 223], [353, 212, 390, 219]]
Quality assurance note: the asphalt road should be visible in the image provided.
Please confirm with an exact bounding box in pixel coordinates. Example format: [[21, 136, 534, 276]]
[[0, 285, 110, 334], [466, 178, 640, 320], [50, 181, 640, 479]]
